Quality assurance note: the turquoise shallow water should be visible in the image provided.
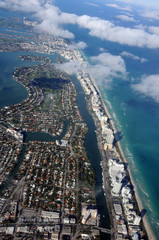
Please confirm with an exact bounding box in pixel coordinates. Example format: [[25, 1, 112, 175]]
[[101, 83, 159, 237], [55, 0, 159, 237], [0, 0, 159, 237], [0, 51, 60, 108], [0, 52, 28, 108], [0, 51, 110, 237]]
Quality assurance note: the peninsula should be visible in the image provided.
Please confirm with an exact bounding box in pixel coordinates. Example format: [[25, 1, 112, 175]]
[[0, 16, 155, 240]]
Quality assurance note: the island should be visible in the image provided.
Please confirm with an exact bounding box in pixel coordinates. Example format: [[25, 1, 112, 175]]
[[0, 16, 155, 240]]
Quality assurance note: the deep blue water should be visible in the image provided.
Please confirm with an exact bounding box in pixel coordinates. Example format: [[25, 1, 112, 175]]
[[0, 51, 60, 108], [0, 52, 28, 108], [55, 0, 159, 237], [0, 0, 159, 237]]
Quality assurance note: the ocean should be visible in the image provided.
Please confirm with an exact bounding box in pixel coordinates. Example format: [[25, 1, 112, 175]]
[[0, 0, 159, 237], [54, 0, 159, 237]]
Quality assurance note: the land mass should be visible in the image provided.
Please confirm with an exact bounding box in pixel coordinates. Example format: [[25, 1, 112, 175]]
[[0, 16, 155, 240]]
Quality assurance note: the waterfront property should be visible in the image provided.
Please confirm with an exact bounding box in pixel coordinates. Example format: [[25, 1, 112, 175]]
[[0, 15, 151, 240], [0, 51, 99, 239]]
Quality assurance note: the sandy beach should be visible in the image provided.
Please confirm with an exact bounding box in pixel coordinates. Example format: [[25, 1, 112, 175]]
[[102, 94, 156, 240], [90, 75, 156, 240]]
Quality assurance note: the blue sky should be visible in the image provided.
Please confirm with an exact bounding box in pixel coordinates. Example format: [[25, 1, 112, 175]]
[[114, 0, 159, 7]]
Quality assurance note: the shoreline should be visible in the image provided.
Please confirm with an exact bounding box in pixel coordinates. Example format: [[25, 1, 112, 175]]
[[90, 76, 156, 240], [0, 41, 156, 238]]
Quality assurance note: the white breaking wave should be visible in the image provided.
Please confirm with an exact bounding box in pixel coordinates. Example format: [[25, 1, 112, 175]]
[[101, 91, 123, 130], [100, 91, 112, 109], [125, 146, 136, 168], [105, 99, 113, 110], [112, 112, 122, 130], [139, 184, 150, 200]]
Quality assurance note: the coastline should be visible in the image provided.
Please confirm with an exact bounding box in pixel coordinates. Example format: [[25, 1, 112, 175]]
[[0, 53, 103, 238], [90, 76, 156, 240], [0, 8, 158, 236], [0, 36, 156, 238]]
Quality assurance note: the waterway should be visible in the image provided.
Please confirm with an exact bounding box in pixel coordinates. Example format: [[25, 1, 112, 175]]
[[71, 75, 111, 238], [54, 1, 159, 237], [0, 51, 62, 108], [0, 51, 111, 238], [23, 120, 68, 143]]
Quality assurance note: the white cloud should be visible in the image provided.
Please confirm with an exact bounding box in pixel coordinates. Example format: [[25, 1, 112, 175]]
[[148, 26, 159, 35], [0, 0, 75, 39], [115, 0, 159, 8], [1, 0, 159, 48], [131, 74, 159, 102], [134, 24, 147, 30], [115, 0, 136, 3], [35, 20, 75, 39], [84, 2, 99, 8], [116, 15, 136, 22], [76, 15, 159, 48], [140, 10, 159, 20], [0, 0, 41, 12], [90, 52, 126, 76], [57, 61, 82, 75], [121, 51, 147, 63], [99, 48, 106, 52], [58, 52, 127, 86], [68, 41, 87, 51], [75, 41, 87, 49], [89, 53, 127, 85], [106, 3, 132, 12]]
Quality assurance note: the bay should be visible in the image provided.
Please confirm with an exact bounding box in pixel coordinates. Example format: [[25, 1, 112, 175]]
[[0, 50, 111, 239], [0, 52, 30, 108], [1, 0, 159, 237]]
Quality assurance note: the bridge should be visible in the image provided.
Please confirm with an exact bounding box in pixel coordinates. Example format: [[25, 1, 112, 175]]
[[93, 226, 112, 234]]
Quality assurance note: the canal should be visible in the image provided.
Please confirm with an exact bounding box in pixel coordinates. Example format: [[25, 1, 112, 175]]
[[71, 75, 111, 238], [0, 52, 111, 238]]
